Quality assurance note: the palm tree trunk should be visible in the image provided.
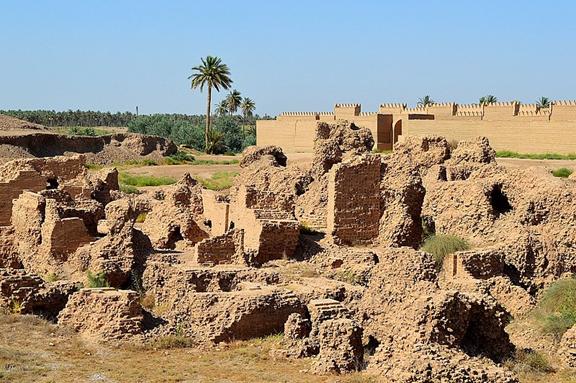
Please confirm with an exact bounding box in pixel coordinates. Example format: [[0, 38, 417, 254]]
[[205, 86, 212, 152]]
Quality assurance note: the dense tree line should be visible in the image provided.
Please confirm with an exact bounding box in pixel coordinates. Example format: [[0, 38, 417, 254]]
[[127, 114, 258, 154], [0, 109, 136, 127]]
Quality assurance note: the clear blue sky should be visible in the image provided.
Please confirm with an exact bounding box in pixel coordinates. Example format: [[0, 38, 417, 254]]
[[1, 0, 575, 115]]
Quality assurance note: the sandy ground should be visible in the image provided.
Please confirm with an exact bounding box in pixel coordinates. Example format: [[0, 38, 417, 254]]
[[496, 157, 576, 170]]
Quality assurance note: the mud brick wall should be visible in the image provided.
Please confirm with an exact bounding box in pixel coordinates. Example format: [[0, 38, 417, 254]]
[[444, 249, 504, 280], [195, 229, 244, 265], [0, 268, 44, 308], [0, 227, 20, 268], [58, 288, 143, 340], [256, 219, 300, 264], [327, 155, 381, 245], [0, 170, 45, 225]]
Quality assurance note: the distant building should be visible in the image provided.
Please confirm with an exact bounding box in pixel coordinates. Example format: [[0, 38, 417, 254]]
[[257, 101, 576, 154]]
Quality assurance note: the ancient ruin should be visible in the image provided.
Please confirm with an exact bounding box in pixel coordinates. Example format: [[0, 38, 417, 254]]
[[2, 118, 576, 382]]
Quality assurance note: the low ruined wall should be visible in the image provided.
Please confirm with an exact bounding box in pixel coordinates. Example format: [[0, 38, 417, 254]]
[[402, 119, 576, 153], [195, 229, 244, 265], [0, 132, 177, 158], [327, 155, 381, 245]]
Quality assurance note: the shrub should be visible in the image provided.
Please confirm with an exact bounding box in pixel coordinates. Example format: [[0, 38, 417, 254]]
[[120, 184, 140, 194], [86, 271, 109, 288], [43, 273, 60, 282], [505, 349, 555, 374], [10, 299, 22, 314], [165, 151, 195, 165], [68, 127, 96, 136], [420, 234, 470, 270], [135, 212, 147, 223], [532, 277, 576, 339], [300, 222, 319, 235], [151, 335, 196, 350], [552, 167, 573, 178]]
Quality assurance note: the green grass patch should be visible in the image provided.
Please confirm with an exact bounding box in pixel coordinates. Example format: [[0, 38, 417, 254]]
[[504, 349, 555, 374], [43, 273, 60, 283], [119, 173, 176, 187], [530, 277, 576, 340], [420, 234, 470, 270], [86, 271, 109, 288], [150, 335, 196, 350], [197, 171, 238, 191], [552, 167, 573, 178], [163, 151, 196, 165], [120, 184, 140, 194], [190, 159, 239, 165], [496, 150, 576, 160], [57, 126, 112, 136]]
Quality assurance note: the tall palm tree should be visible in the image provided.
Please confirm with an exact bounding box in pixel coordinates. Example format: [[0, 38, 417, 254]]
[[241, 97, 256, 119], [226, 89, 242, 114], [215, 100, 229, 116], [479, 95, 497, 105], [188, 56, 233, 151], [417, 96, 434, 107], [536, 97, 551, 108]]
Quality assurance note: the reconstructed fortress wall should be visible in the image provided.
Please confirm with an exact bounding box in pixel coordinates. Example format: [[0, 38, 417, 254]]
[[257, 104, 393, 152], [259, 101, 576, 154]]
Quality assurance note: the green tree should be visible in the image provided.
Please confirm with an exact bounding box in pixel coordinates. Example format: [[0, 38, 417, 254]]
[[241, 97, 256, 119], [537, 97, 551, 108], [226, 89, 242, 115], [188, 56, 233, 152], [216, 100, 229, 116], [417, 96, 434, 107], [479, 95, 498, 105]]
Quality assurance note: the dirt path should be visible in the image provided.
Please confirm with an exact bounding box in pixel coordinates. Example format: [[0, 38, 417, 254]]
[[127, 163, 239, 179], [496, 157, 576, 170]]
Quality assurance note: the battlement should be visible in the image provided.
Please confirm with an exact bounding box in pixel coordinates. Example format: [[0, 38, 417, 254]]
[[486, 101, 517, 107], [553, 100, 576, 106], [405, 107, 427, 114], [278, 111, 319, 117], [335, 103, 361, 108], [379, 103, 406, 109], [267, 100, 576, 127]]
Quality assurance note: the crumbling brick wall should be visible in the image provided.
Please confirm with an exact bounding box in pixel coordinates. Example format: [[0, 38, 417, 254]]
[[195, 229, 244, 265], [230, 186, 299, 264], [443, 249, 505, 280], [327, 154, 381, 245], [40, 199, 93, 261], [58, 288, 143, 340]]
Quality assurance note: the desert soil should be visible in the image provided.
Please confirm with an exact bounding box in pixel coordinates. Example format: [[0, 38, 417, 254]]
[[0, 313, 371, 383]]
